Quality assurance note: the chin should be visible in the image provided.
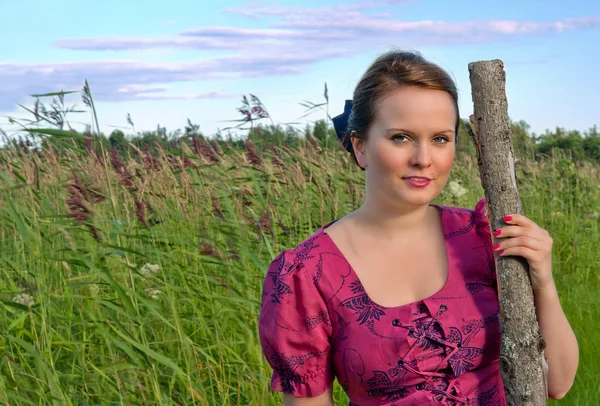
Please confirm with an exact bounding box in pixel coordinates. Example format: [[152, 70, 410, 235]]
[[397, 188, 441, 207], [397, 194, 435, 208]]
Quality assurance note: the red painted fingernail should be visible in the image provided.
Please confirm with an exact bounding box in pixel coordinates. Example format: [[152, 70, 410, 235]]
[[493, 244, 500, 250], [498, 250, 505, 255], [493, 229, 501, 236], [504, 216, 512, 222]]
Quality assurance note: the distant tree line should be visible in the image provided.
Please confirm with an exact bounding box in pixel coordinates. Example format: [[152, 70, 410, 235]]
[[4, 113, 600, 164], [3, 89, 598, 164]]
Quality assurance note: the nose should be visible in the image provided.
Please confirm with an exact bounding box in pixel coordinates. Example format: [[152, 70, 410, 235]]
[[409, 142, 432, 168]]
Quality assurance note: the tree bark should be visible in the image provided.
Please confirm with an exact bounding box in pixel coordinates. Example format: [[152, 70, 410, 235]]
[[466, 59, 548, 406]]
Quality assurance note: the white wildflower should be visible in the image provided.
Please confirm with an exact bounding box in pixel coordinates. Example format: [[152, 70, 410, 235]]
[[139, 263, 160, 277], [144, 288, 163, 300], [89, 284, 100, 295], [12, 293, 34, 307], [446, 181, 467, 199]]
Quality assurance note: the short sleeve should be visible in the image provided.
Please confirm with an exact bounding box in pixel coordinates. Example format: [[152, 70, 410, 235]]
[[258, 249, 334, 397]]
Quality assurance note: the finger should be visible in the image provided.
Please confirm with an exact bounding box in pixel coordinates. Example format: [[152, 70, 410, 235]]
[[493, 226, 547, 242], [503, 214, 540, 230], [497, 246, 537, 258], [493, 236, 547, 253]]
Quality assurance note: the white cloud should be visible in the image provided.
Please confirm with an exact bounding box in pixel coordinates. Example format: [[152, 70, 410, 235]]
[[133, 91, 234, 100], [117, 84, 169, 94], [0, 49, 349, 109]]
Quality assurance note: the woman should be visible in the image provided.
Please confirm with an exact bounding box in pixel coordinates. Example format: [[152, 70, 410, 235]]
[[258, 50, 578, 405]]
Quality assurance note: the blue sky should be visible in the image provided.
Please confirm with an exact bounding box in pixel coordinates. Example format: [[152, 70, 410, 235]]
[[2, 0, 599, 138]]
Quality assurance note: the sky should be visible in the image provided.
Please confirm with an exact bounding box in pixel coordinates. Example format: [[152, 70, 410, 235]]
[[2, 0, 600, 139]]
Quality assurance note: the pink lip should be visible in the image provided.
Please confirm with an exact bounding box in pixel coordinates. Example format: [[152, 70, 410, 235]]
[[403, 177, 432, 188]]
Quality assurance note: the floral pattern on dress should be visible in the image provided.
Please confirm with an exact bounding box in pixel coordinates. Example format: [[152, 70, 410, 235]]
[[268, 348, 330, 393], [258, 199, 507, 404], [365, 370, 410, 401], [339, 293, 387, 325]]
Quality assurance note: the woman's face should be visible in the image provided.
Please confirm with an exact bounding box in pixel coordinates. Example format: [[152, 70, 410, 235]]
[[352, 86, 457, 210]]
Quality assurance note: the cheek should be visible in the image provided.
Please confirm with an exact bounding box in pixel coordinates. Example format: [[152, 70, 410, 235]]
[[439, 149, 455, 171], [372, 142, 407, 171]]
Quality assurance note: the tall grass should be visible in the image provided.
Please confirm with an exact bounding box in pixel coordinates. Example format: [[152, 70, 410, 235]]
[[0, 134, 597, 405]]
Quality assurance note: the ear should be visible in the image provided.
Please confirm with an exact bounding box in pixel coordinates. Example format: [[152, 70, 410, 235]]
[[350, 133, 367, 169]]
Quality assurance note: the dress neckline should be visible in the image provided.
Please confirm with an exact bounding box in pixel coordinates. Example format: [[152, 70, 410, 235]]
[[317, 204, 452, 310]]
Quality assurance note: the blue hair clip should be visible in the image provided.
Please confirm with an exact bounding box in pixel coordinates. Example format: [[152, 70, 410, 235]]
[[332, 99, 353, 152]]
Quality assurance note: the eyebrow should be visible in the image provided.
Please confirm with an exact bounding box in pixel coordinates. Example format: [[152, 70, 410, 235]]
[[386, 128, 455, 135]]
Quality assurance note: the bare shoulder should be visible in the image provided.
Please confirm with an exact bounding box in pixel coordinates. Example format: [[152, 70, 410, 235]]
[[323, 210, 360, 234], [322, 214, 356, 245]]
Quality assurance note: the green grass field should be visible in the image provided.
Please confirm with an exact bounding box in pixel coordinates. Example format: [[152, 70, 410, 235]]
[[0, 138, 597, 405]]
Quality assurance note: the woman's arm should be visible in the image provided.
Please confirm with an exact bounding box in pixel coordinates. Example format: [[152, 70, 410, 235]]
[[259, 250, 335, 402], [284, 388, 334, 406], [533, 280, 579, 399]]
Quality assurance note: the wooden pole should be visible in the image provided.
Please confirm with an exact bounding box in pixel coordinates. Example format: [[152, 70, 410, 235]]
[[466, 59, 548, 405]]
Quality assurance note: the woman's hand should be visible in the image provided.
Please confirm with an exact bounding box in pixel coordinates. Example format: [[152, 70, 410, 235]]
[[492, 214, 554, 292]]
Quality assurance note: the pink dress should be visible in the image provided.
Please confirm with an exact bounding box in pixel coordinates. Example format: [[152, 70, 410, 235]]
[[258, 199, 507, 405]]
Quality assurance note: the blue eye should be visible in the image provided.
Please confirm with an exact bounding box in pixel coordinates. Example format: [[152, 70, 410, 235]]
[[434, 136, 450, 144], [391, 134, 409, 142]]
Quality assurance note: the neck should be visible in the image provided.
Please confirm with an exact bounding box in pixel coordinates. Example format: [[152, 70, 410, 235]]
[[353, 192, 437, 243]]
